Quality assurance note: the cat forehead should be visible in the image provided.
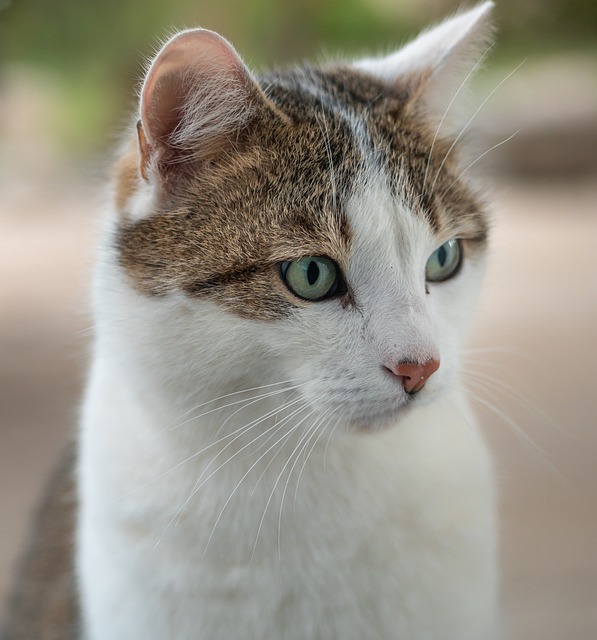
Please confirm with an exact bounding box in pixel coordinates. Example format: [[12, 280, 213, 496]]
[[256, 66, 487, 249], [260, 65, 487, 239]]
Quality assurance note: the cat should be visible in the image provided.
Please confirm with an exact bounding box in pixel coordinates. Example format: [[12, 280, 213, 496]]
[[2, 2, 500, 639]]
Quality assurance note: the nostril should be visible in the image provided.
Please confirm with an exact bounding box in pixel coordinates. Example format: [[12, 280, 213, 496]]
[[385, 358, 440, 394]]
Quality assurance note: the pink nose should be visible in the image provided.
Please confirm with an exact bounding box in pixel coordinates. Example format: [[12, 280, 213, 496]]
[[385, 358, 440, 394]]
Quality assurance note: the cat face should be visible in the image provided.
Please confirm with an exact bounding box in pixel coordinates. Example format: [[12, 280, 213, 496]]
[[109, 4, 492, 432]]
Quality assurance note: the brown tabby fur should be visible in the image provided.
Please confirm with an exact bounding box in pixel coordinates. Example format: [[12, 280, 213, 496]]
[[117, 65, 487, 320], [1, 449, 78, 640]]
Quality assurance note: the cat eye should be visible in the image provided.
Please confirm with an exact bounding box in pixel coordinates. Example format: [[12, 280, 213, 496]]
[[280, 256, 344, 301], [425, 239, 462, 282]]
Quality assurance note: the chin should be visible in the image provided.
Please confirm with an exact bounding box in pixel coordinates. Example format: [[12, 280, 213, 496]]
[[346, 385, 445, 433], [345, 402, 415, 433]]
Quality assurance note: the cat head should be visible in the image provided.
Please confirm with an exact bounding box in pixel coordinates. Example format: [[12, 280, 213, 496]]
[[105, 2, 494, 431]]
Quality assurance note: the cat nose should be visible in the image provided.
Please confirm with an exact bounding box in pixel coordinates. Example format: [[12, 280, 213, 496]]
[[385, 358, 440, 394]]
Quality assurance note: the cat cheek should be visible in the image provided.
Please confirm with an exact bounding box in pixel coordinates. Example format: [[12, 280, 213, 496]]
[[205, 287, 294, 322]]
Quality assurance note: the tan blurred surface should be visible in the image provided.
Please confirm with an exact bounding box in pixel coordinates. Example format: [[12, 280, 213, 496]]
[[1, 83, 597, 639]]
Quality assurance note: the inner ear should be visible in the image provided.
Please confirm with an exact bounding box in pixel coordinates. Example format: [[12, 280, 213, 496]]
[[138, 29, 275, 184]]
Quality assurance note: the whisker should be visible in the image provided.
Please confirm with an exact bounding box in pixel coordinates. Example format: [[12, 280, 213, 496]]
[[463, 345, 534, 360], [153, 399, 311, 547], [167, 377, 301, 428], [243, 401, 323, 484], [440, 129, 520, 197], [213, 386, 303, 437], [201, 414, 312, 558], [250, 406, 321, 564], [461, 349, 560, 436], [167, 381, 304, 434], [323, 411, 345, 470], [293, 405, 340, 509], [77, 325, 96, 335], [277, 406, 340, 552], [444, 396, 484, 455], [121, 391, 304, 501], [316, 104, 337, 213], [249, 403, 320, 497], [428, 58, 526, 194], [464, 382, 570, 487], [188, 397, 309, 497], [461, 367, 547, 425], [465, 379, 541, 451], [276, 419, 325, 561], [422, 42, 495, 194]]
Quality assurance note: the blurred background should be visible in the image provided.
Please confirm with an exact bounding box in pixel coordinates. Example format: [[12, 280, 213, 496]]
[[1, 0, 596, 637]]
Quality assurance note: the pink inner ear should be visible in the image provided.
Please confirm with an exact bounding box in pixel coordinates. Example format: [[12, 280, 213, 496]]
[[143, 73, 186, 146], [140, 29, 252, 149]]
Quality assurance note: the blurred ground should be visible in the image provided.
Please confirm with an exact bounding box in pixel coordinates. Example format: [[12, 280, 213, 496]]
[[1, 61, 596, 638]]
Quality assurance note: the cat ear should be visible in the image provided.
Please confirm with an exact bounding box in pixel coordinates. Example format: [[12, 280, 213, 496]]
[[138, 29, 268, 185], [354, 1, 494, 135]]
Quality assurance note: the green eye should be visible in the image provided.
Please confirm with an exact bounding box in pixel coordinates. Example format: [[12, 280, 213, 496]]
[[280, 256, 343, 301], [425, 239, 462, 282]]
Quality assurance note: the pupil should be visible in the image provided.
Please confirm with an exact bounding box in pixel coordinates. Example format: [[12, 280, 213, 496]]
[[307, 261, 319, 286], [437, 246, 446, 267]]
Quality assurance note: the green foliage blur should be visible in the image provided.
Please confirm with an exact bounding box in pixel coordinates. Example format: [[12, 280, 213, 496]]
[[1, 0, 596, 154]]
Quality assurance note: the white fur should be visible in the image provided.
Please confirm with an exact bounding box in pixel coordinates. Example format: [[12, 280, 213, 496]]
[[78, 6, 499, 639], [78, 173, 498, 639], [354, 2, 493, 81]]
